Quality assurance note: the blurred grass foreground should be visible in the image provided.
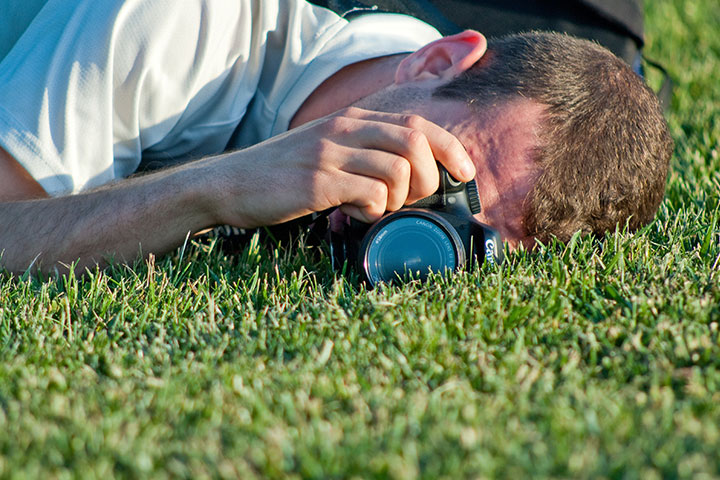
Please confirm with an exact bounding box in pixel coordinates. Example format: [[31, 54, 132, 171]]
[[1, 0, 719, 478]]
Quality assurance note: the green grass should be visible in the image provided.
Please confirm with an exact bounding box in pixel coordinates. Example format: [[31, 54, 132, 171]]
[[1, 0, 719, 478]]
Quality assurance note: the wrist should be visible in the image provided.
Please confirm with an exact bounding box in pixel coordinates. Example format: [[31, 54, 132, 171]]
[[180, 151, 258, 230], [156, 159, 223, 232]]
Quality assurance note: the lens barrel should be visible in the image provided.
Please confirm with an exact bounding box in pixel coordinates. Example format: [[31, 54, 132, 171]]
[[359, 209, 466, 285]]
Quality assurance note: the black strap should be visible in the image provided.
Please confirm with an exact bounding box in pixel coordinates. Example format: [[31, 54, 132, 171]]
[[580, 0, 644, 48], [642, 55, 674, 111]]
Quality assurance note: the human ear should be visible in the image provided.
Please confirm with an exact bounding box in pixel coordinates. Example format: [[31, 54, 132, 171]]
[[395, 30, 487, 84]]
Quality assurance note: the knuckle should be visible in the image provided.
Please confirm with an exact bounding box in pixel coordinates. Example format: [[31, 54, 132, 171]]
[[403, 113, 425, 130], [324, 116, 350, 134], [365, 202, 386, 219], [341, 106, 363, 118], [405, 129, 429, 153], [363, 182, 389, 218], [368, 181, 388, 202], [312, 137, 335, 160], [388, 158, 411, 183]]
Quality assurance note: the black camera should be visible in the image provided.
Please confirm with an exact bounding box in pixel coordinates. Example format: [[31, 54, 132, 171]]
[[331, 166, 503, 286]]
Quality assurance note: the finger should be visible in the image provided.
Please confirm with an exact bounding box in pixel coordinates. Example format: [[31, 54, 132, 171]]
[[331, 173, 389, 223], [340, 109, 476, 183], [340, 150, 410, 212], [339, 204, 377, 224]]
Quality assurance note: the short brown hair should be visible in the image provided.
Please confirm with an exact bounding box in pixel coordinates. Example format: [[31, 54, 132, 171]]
[[434, 31, 674, 243]]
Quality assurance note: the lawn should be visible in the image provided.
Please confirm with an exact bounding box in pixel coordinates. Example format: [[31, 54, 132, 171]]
[[1, 0, 719, 478]]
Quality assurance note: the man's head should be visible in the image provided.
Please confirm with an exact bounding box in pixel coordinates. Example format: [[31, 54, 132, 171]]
[[296, 29, 672, 248], [431, 31, 674, 245]]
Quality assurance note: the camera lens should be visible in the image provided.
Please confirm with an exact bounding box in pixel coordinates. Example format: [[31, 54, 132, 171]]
[[360, 210, 465, 285]]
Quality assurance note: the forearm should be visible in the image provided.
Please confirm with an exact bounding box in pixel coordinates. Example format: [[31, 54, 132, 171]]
[[0, 160, 218, 275]]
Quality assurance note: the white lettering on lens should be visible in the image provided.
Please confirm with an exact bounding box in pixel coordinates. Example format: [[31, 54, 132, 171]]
[[485, 239, 496, 265], [374, 230, 389, 244]]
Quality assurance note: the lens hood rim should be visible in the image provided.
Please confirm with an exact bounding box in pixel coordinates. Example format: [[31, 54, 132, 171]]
[[359, 209, 466, 286]]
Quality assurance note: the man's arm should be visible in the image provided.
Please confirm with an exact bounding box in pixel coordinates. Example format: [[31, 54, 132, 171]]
[[0, 108, 475, 275], [0, 145, 216, 274]]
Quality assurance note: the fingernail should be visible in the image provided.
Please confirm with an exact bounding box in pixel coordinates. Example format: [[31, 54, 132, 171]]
[[461, 162, 476, 180]]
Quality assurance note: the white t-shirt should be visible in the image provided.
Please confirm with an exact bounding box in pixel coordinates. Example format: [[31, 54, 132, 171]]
[[0, 0, 441, 196]]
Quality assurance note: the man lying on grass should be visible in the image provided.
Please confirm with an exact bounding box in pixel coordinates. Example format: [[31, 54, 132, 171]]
[[0, 0, 672, 275]]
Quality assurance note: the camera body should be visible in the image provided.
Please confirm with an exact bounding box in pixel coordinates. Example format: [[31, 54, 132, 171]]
[[331, 167, 503, 285]]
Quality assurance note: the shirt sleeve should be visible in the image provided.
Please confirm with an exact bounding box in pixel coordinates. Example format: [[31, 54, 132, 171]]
[[0, 0, 262, 196]]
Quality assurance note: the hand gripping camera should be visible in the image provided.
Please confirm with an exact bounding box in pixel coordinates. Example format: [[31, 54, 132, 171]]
[[331, 166, 504, 286]]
